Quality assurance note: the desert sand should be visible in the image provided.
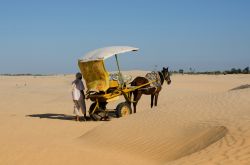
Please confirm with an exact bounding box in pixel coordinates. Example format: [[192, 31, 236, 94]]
[[0, 72, 250, 165]]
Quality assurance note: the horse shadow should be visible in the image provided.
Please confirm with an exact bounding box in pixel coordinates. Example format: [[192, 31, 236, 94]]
[[26, 113, 91, 121]]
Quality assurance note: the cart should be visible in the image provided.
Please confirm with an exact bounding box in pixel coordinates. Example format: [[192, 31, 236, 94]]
[[78, 46, 154, 121]]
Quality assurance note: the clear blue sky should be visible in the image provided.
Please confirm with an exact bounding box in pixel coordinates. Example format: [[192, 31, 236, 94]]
[[0, 0, 250, 74]]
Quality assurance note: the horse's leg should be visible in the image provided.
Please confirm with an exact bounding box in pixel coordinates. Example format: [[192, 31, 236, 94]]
[[132, 91, 138, 113], [154, 93, 159, 107], [133, 91, 142, 113], [151, 94, 154, 108], [128, 92, 133, 107]]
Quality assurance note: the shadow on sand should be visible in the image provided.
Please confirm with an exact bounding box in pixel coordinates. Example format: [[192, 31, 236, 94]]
[[26, 113, 92, 121], [230, 84, 250, 91]]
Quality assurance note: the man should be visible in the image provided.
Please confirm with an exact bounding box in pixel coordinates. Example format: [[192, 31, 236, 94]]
[[72, 72, 86, 121]]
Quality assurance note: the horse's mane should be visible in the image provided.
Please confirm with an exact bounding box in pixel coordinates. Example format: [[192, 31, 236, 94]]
[[158, 71, 164, 85]]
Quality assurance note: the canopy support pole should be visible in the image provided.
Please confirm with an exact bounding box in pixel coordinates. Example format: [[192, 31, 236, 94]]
[[115, 54, 124, 88]]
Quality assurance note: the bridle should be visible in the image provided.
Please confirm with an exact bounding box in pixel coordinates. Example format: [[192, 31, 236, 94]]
[[162, 69, 171, 84]]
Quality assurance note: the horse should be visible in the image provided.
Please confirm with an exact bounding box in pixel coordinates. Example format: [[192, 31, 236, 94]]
[[130, 67, 171, 113]]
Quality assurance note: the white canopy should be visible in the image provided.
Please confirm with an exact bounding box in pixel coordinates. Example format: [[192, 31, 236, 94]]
[[79, 46, 139, 62]]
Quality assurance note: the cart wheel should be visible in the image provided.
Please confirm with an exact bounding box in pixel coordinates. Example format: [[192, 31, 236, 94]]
[[116, 102, 132, 118], [89, 103, 107, 121]]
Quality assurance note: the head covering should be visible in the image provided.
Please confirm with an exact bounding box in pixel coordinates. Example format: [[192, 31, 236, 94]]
[[75, 72, 82, 79]]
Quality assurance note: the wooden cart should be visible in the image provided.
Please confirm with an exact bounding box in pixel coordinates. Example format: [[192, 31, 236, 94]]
[[78, 46, 154, 120]]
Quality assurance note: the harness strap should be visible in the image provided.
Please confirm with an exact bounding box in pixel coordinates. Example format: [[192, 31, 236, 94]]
[[145, 71, 161, 93]]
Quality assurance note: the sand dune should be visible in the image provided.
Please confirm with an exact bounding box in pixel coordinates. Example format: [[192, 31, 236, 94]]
[[80, 84, 249, 164], [0, 73, 250, 165], [81, 117, 228, 163]]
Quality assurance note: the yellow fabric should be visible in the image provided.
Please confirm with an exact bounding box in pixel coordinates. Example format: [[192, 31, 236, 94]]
[[78, 60, 109, 92], [109, 80, 119, 88]]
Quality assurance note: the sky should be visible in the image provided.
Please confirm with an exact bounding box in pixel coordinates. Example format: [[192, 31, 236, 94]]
[[0, 0, 250, 74]]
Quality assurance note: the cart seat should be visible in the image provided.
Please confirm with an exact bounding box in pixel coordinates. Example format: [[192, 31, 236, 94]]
[[78, 60, 110, 92], [79, 60, 122, 92], [109, 80, 119, 88]]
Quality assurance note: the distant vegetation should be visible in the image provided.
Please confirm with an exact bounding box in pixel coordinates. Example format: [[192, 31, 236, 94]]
[[171, 66, 250, 75], [0, 73, 47, 76], [1, 67, 249, 76], [0, 73, 69, 76]]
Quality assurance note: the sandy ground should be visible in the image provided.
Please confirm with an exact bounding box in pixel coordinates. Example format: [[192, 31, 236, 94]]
[[0, 72, 250, 165]]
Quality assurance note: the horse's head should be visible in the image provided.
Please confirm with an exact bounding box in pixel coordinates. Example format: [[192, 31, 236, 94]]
[[162, 67, 171, 85]]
